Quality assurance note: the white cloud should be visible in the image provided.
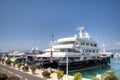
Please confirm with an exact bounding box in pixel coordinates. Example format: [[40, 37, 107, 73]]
[[117, 42, 120, 45]]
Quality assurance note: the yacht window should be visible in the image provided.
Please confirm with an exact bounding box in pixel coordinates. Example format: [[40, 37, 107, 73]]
[[80, 49, 83, 53], [75, 41, 78, 45], [83, 49, 86, 52], [96, 50, 98, 53], [92, 50, 95, 53], [92, 57, 96, 59], [89, 50, 91, 53], [90, 44, 93, 46], [68, 49, 73, 52], [43, 57, 48, 59], [60, 49, 66, 52], [85, 49, 88, 53], [81, 42, 85, 45], [59, 41, 75, 45], [94, 44, 97, 47], [59, 57, 66, 61], [97, 57, 99, 59], [84, 57, 87, 60], [86, 43, 89, 46]]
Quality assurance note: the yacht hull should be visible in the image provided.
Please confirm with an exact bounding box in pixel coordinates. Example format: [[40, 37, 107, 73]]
[[38, 57, 110, 71]]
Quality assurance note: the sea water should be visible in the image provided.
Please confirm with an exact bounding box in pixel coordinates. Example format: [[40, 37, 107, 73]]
[[69, 57, 120, 79]]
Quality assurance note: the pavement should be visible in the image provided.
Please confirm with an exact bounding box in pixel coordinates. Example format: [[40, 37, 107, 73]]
[[0, 64, 44, 80], [0, 63, 59, 80], [0, 63, 91, 80]]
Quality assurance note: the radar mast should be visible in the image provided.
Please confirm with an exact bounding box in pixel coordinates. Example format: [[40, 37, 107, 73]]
[[76, 27, 85, 38]]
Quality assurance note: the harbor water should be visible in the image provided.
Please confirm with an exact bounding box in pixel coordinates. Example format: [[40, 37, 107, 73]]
[[69, 57, 120, 79]]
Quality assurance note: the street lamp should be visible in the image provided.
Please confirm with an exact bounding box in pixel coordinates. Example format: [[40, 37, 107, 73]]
[[66, 57, 68, 80], [25, 55, 27, 66]]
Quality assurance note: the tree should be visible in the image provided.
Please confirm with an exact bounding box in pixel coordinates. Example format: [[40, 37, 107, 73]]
[[5, 59, 12, 66], [12, 62, 17, 68], [73, 72, 82, 80], [22, 66, 29, 72], [56, 70, 64, 80], [42, 70, 51, 78], [30, 65, 37, 74], [0, 72, 8, 80], [17, 62, 23, 70], [1, 59, 5, 64], [6, 76, 20, 80], [102, 70, 119, 80]]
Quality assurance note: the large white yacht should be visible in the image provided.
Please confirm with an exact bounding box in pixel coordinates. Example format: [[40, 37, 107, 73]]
[[30, 27, 111, 70], [45, 27, 100, 60]]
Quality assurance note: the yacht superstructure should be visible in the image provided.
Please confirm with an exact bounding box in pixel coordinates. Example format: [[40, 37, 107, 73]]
[[45, 27, 100, 60]]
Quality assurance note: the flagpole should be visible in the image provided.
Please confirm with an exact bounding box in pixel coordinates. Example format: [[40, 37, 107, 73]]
[[50, 34, 54, 62]]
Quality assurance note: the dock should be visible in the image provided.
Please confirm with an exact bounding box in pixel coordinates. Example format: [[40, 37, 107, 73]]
[[0, 62, 91, 80]]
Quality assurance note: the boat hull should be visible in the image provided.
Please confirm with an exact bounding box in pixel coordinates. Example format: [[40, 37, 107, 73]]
[[38, 57, 110, 71]]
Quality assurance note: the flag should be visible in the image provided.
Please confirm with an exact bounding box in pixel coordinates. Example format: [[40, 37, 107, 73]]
[[38, 51, 43, 55], [50, 50, 53, 59], [52, 34, 54, 41]]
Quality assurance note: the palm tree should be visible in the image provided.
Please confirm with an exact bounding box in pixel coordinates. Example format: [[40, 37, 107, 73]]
[[56, 70, 64, 80], [5, 59, 12, 66], [12, 62, 16, 68], [17, 62, 23, 70], [102, 70, 119, 80], [1, 59, 5, 64], [73, 72, 82, 80], [30, 65, 37, 74]]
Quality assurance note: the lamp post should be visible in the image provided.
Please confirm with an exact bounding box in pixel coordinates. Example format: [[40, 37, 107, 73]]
[[66, 57, 68, 80], [25, 55, 27, 66]]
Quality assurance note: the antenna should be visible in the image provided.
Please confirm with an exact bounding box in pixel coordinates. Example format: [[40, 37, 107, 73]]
[[76, 26, 85, 38], [52, 34, 54, 42], [102, 42, 106, 53], [85, 32, 90, 39]]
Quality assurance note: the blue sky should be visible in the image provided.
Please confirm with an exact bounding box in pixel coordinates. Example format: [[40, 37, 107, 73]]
[[0, 0, 120, 52]]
